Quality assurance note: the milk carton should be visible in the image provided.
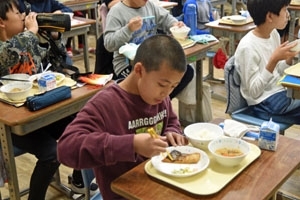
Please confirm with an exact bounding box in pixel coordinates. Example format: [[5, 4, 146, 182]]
[[258, 119, 279, 151], [38, 73, 56, 92]]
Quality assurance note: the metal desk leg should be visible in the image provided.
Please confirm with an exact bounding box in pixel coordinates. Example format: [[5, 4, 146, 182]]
[[93, 5, 100, 39], [83, 32, 90, 73], [228, 34, 235, 56], [288, 10, 299, 63], [232, 0, 236, 15], [0, 123, 20, 200], [195, 59, 204, 122], [289, 10, 296, 42]]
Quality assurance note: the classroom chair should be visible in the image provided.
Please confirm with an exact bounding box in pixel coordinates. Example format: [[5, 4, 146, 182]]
[[224, 56, 293, 134], [81, 169, 102, 200]]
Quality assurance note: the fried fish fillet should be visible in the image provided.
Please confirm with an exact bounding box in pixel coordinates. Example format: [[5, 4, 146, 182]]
[[162, 152, 201, 164]]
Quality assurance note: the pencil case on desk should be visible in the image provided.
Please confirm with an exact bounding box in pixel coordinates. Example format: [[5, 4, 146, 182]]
[[26, 86, 71, 111]]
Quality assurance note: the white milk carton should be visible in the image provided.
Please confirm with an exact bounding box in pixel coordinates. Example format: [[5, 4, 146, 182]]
[[38, 73, 56, 92], [258, 119, 279, 151]]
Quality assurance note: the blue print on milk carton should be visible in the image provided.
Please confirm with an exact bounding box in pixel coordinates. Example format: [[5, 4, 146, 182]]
[[258, 119, 279, 151], [38, 73, 56, 92]]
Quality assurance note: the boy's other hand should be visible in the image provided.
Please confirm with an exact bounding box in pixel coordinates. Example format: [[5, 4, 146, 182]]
[[25, 12, 38, 34], [164, 132, 189, 146], [269, 41, 299, 67], [133, 133, 168, 158], [172, 21, 185, 28], [128, 16, 143, 32]]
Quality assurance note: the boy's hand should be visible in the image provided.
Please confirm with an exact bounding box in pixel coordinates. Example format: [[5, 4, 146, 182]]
[[172, 21, 185, 28], [164, 132, 189, 146], [268, 41, 299, 71], [128, 16, 143, 32], [133, 133, 168, 158], [25, 12, 38, 34]]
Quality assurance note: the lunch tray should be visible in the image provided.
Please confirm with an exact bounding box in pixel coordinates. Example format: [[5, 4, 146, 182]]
[[290, 1, 300, 6], [284, 63, 300, 77], [219, 17, 253, 26], [144, 143, 261, 196], [0, 77, 76, 107], [178, 39, 196, 49]]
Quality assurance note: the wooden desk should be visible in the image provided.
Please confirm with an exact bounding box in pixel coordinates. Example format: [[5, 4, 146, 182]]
[[63, 17, 95, 72], [281, 82, 300, 99], [158, 1, 178, 10], [63, 0, 100, 39], [205, 20, 256, 56], [182, 41, 219, 124], [111, 118, 300, 200], [0, 85, 100, 200]]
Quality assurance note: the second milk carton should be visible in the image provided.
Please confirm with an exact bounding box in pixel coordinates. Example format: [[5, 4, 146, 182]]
[[258, 119, 280, 151]]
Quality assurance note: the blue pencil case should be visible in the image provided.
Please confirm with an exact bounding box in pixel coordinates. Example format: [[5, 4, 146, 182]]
[[26, 86, 71, 111]]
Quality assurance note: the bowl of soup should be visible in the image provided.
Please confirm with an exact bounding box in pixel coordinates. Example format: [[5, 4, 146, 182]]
[[0, 82, 32, 101], [208, 137, 250, 167]]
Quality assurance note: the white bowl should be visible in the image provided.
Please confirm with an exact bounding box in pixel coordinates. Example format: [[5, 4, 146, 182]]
[[208, 137, 250, 167], [170, 26, 191, 41], [184, 123, 224, 150], [0, 82, 32, 101], [0, 74, 30, 85], [289, 39, 300, 52], [229, 15, 246, 23]]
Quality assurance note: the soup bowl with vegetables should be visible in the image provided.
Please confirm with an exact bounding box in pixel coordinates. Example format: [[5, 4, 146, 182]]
[[184, 123, 224, 150], [208, 137, 250, 167]]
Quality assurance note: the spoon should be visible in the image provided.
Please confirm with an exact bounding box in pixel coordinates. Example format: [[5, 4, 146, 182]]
[[0, 77, 30, 82]]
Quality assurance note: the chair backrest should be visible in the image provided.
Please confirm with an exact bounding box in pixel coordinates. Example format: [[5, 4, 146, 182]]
[[224, 56, 248, 114]]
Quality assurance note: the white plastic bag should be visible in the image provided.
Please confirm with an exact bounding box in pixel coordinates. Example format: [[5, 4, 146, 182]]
[[177, 63, 212, 122]]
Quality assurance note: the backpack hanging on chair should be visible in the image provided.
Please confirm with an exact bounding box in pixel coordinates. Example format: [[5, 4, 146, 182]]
[[9, 52, 37, 75], [38, 31, 80, 80]]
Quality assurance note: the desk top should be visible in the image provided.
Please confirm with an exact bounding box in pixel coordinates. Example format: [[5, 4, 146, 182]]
[[62, 0, 98, 6], [205, 20, 256, 33], [157, 1, 178, 9], [184, 40, 219, 58], [111, 119, 300, 200], [0, 85, 100, 128], [71, 16, 96, 28]]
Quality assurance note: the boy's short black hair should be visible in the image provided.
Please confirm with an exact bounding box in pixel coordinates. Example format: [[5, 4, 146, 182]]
[[0, 0, 19, 20], [247, 0, 291, 26], [133, 34, 187, 73]]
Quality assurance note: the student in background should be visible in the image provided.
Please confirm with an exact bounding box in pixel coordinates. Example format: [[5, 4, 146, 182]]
[[234, 0, 300, 124], [17, 0, 99, 195], [0, 1, 69, 199], [104, 0, 194, 99]]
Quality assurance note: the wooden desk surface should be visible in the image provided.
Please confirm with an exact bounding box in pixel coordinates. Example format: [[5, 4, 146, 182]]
[[184, 40, 219, 59], [111, 119, 300, 200], [205, 20, 256, 33], [0, 85, 100, 128], [289, 4, 300, 11], [63, 0, 99, 7], [71, 16, 96, 28]]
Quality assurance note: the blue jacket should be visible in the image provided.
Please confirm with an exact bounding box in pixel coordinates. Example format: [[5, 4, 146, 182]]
[[18, 0, 72, 13], [183, 0, 214, 35]]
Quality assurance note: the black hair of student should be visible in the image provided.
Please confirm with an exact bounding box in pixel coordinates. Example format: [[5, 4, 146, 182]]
[[247, 0, 290, 26], [133, 34, 187, 73], [0, 0, 19, 20]]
